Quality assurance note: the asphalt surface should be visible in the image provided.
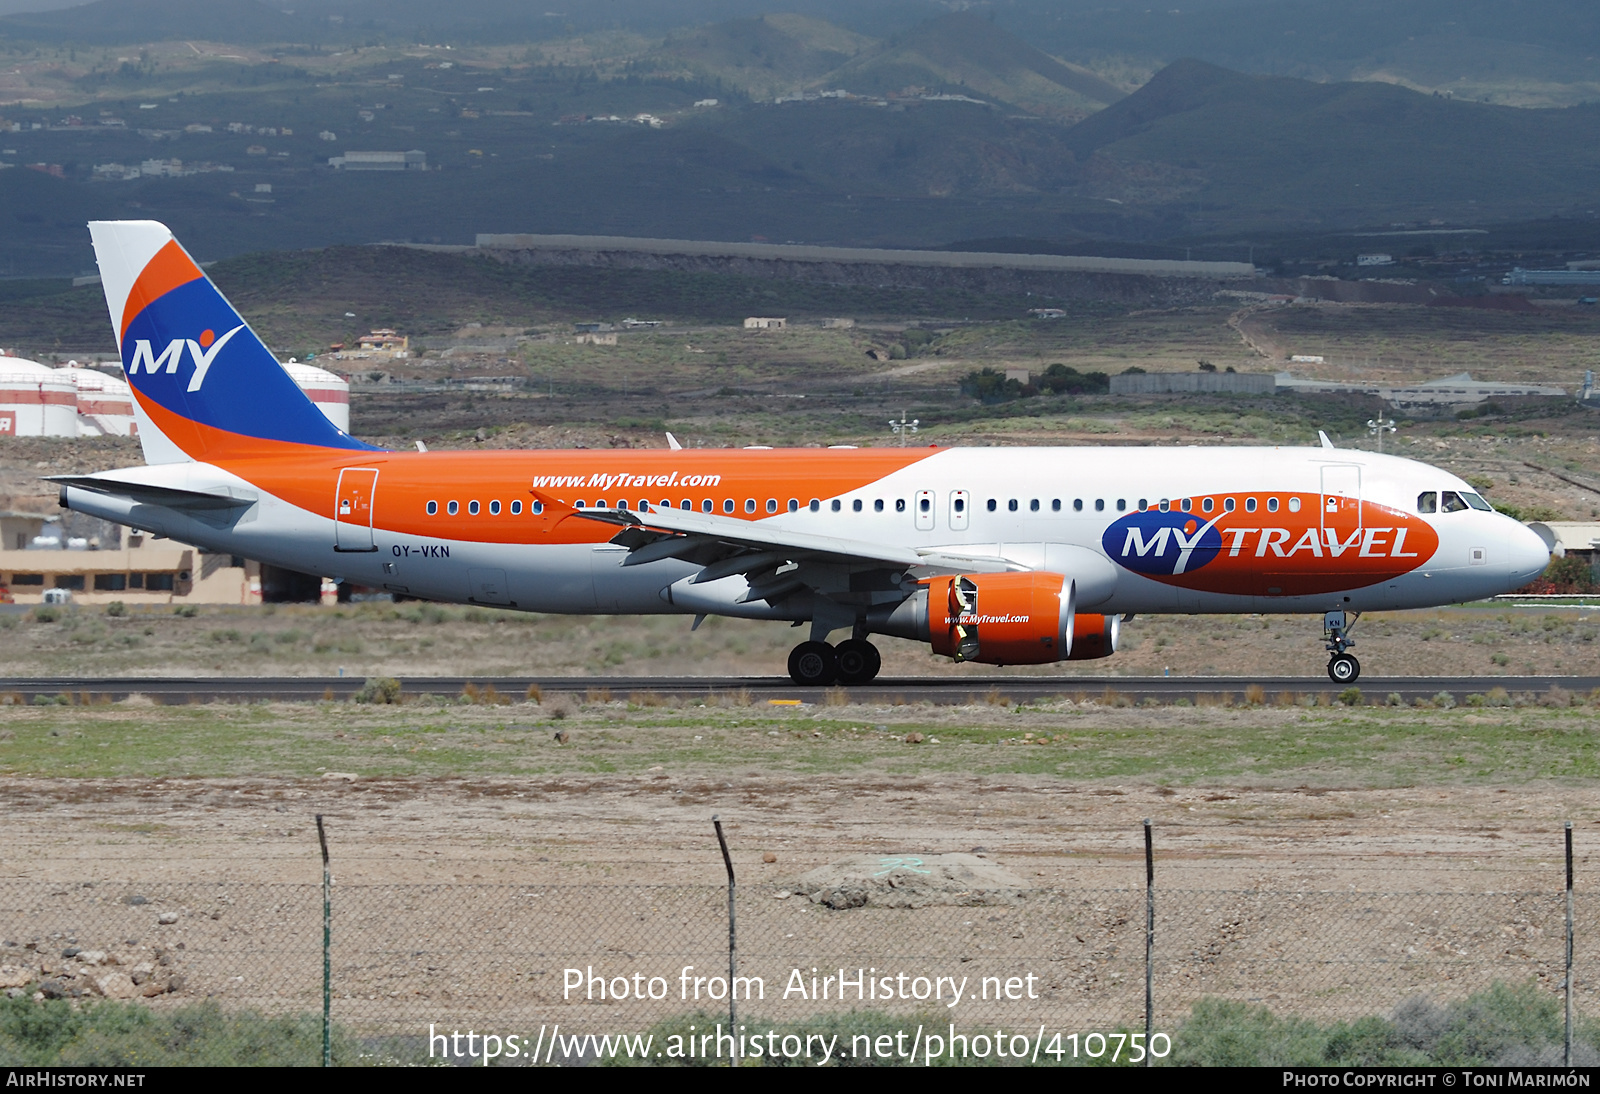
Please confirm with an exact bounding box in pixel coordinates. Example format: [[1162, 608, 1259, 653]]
[[2, 675, 1594, 705]]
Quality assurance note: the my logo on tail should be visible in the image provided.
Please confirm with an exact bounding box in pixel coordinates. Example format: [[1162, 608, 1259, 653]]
[[128, 324, 246, 392]]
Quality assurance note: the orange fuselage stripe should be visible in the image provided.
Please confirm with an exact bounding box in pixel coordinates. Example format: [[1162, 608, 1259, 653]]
[[120, 240, 204, 342]]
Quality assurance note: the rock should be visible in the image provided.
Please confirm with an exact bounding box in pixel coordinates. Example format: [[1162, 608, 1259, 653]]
[[91, 972, 137, 1000], [124, 895, 149, 906], [904, 732, 924, 744], [0, 966, 31, 989], [140, 980, 169, 998], [792, 853, 1028, 910], [773, 891, 790, 900], [60, 947, 79, 958], [321, 772, 358, 782], [37, 980, 66, 1000], [553, 731, 569, 745], [76, 950, 107, 966], [762, 852, 777, 863], [5, 988, 23, 999], [164, 974, 186, 993], [129, 963, 154, 985], [157, 913, 178, 925]]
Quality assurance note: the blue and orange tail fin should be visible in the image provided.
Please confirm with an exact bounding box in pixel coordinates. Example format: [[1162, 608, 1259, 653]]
[[88, 220, 380, 464]]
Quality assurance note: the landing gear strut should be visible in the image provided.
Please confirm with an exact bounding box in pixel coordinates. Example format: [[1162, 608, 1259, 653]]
[[787, 639, 882, 686], [1323, 610, 1361, 683]]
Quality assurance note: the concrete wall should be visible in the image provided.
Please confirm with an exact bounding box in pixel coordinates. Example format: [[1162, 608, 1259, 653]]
[[1109, 372, 1276, 395]]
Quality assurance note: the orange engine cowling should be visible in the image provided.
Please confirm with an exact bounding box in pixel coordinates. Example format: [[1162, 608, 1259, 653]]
[[1064, 613, 1119, 660], [926, 572, 1075, 665]]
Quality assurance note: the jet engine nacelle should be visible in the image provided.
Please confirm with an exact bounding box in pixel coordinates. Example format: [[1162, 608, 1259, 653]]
[[923, 571, 1076, 665], [1064, 613, 1119, 660]]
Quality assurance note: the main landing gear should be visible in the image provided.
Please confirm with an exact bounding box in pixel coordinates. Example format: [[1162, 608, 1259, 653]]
[[1323, 609, 1361, 683], [787, 638, 882, 686]]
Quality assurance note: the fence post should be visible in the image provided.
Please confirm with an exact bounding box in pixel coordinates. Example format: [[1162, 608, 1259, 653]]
[[713, 815, 737, 1064], [317, 814, 331, 1069], [1144, 818, 1154, 1067], [1566, 821, 1574, 1068]]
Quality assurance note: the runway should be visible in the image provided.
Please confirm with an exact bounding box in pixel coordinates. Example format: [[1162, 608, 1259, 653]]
[[2, 675, 1594, 705]]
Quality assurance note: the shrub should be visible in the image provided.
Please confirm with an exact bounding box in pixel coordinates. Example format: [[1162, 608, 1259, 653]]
[[353, 676, 402, 705], [32, 607, 58, 623], [104, 601, 126, 618], [172, 604, 199, 618]]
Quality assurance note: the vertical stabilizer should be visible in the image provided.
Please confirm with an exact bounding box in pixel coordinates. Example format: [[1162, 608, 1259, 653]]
[[87, 220, 380, 463]]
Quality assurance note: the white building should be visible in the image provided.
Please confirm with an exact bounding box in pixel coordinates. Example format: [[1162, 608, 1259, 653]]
[[0, 356, 76, 437], [282, 360, 350, 432], [53, 365, 136, 436]]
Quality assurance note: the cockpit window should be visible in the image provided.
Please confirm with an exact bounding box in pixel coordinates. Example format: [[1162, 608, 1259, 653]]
[[1417, 491, 1437, 514], [1440, 490, 1469, 513], [1462, 492, 1493, 512]]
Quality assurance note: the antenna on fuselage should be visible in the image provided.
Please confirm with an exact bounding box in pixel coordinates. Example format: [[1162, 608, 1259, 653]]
[[1318, 430, 1335, 450]]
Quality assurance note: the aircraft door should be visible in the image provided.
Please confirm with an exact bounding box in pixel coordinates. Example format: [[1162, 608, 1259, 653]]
[[915, 490, 936, 531], [334, 467, 379, 552], [1320, 464, 1362, 560], [949, 490, 969, 531]]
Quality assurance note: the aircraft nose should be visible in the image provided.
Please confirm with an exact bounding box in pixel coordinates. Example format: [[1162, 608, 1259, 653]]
[[1506, 519, 1552, 586]]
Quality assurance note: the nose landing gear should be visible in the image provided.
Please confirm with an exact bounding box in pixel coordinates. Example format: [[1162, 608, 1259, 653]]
[[1324, 610, 1361, 683]]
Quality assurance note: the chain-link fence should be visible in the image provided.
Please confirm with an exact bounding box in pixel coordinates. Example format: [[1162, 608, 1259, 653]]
[[0, 848, 1592, 1065]]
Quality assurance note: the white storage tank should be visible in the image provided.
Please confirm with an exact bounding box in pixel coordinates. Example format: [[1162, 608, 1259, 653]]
[[0, 355, 77, 437], [54, 363, 137, 437], [282, 359, 350, 432]]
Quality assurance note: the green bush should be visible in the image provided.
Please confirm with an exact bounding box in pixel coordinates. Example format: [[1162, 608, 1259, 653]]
[[1170, 982, 1596, 1067], [0, 996, 345, 1066], [172, 605, 199, 618], [104, 601, 126, 618], [354, 676, 402, 704]]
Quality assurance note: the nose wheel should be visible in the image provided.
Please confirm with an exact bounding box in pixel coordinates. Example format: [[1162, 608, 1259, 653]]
[[1322, 609, 1362, 683]]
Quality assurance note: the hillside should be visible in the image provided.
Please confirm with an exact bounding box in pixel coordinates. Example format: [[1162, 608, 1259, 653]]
[[0, 0, 323, 44], [1061, 59, 1600, 231], [640, 14, 873, 101], [827, 11, 1124, 119]]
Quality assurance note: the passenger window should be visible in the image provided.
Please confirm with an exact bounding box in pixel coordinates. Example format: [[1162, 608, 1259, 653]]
[[1008, 499, 1018, 512], [1418, 491, 1437, 514], [511, 500, 523, 515], [767, 499, 778, 513], [723, 499, 734, 514], [1117, 499, 1127, 512], [1288, 497, 1301, 513], [1074, 499, 1083, 512], [1137, 498, 1146, 510], [874, 499, 884, 512], [987, 499, 997, 512], [1224, 497, 1235, 512], [595, 499, 607, 509], [575, 501, 586, 509], [1245, 498, 1257, 513], [852, 499, 863, 512], [1051, 499, 1061, 512], [954, 497, 965, 513], [1029, 499, 1039, 512], [1441, 491, 1469, 513], [1094, 499, 1104, 512], [809, 499, 820, 512], [532, 501, 543, 514], [745, 499, 756, 514], [489, 500, 501, 515], [1267, 498, 1279, 513], [898, 499, 909, 513], [427, 501, 438, 515], [831, 500, 842, 512], [1158, 499, 1170, 512], [618, 500, 629, 510], [1180, 498, 1192, 512], [1201, 497, 1213, 513], [447, 501, 459, 515], [702, 500, 713, 513], [788, 499, 799, 512]]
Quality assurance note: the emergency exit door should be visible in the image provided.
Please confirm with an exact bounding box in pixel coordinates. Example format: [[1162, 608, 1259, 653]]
[[334, 467, 379, 552]]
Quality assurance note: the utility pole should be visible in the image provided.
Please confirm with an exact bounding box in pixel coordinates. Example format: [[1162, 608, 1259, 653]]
[[890, 412, 918, 446], [1367, 413, 1397, 453]]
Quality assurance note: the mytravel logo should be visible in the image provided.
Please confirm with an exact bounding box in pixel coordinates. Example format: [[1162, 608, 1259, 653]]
[[1100, 494, 1440, 597], [126, 324, 247, 393]]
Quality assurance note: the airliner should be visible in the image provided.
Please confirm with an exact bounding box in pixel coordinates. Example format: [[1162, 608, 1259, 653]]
[[55, 222, 1550, 685]]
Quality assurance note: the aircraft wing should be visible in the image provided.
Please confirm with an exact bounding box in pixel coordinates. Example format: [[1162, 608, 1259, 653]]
[[535, 492, 1021, 581]]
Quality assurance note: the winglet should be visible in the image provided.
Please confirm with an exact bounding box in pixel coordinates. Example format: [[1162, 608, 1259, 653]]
[[1319, 430, 1336, 450], [666, 432, 683, 451]]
